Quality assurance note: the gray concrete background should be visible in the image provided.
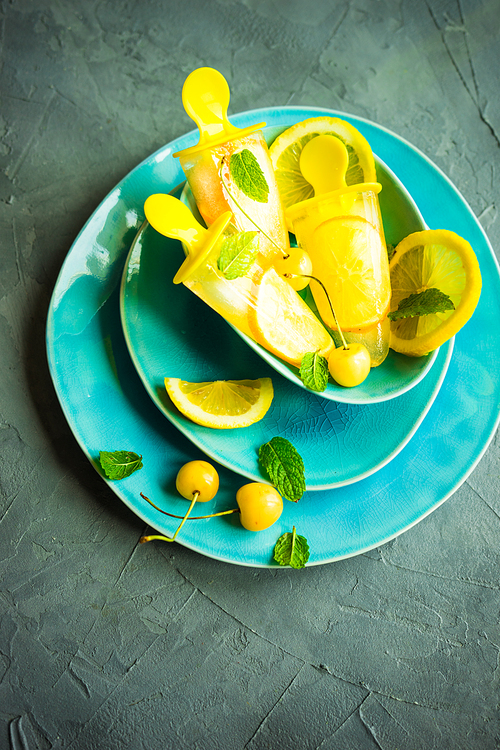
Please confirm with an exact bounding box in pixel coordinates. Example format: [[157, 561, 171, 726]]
[[1, 0, 499, 748]]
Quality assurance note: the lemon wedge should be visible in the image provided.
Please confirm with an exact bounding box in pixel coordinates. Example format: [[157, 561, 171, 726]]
[[164, 377, 274, 429], [247, 266, 334, 366], [389, 229, 482, 356], [269, 116, 377, 227]]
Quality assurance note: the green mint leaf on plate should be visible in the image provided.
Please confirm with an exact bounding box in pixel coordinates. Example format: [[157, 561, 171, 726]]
[[259, 436, 305, 502], [217, 231, 260, 279], [99, 451, 143, 480], [299, 351, 329, 392], [229, 149, 269, 203], [274, 526, 310, 569], [388, 288, 455, 321]]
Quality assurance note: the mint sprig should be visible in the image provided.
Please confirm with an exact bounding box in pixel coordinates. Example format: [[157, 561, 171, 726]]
[[388, 288, 455, 321], [99, 451, 143, 480], [299, 351, 329, 392], [217, 231, 260, 279], [229, 149, 269, 203], [274, 526, 310, 569], [259, 437, 305, 502]]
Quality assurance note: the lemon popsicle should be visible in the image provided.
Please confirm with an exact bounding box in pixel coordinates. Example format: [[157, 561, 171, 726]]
[[286, 133, 391, 365], [173, 67, 289, 266], [144, 194, 333, 368]]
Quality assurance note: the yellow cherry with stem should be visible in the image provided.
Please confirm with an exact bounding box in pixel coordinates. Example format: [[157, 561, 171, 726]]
[[273, 246, 313, 291], [286, 271, 372, 387], [327, 342, 370, 387], [140, 474, 285, 540]]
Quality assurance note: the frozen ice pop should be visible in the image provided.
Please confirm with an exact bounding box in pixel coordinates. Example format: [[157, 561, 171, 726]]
[[173, 67, 289, 266], [286, 134, 391, 365]]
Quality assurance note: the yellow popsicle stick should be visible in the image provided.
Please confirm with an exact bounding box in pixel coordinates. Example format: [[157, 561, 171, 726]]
[[182, 66, 241, 146], [173, 67, 266, 158], [299, 134, 349, 195], [144, 193, 232, 284]]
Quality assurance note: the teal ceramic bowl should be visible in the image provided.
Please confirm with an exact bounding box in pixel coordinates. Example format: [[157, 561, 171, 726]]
[[174, 128, 439, 404]]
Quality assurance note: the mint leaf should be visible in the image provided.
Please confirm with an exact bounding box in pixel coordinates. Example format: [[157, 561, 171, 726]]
[[99, 451, 143, 480], [388, 288, 455, 321], [387, 244, 396, 262], [217, 231, 260, 279], [299, 351, 329, 392], [259, 437, 305, 502], [274, 526, 310, 569], [229, 149, 269, 203]]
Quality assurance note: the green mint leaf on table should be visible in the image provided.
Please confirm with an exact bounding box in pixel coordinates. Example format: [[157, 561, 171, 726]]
[[217, 231, 260, 279], [229, 149, 269, 203], [274, 526, 310, 569], [299, 351, 329, 392], [388, 288, 455, 321], [259, 437, 305, 502], [99, 451, 143, 480]]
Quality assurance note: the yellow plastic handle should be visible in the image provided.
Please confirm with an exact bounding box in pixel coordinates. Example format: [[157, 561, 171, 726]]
[[144, 193, 232, 284], [144, 193, 206, 249], [182, 67, 240, 147], [299, 134, 349, 196]]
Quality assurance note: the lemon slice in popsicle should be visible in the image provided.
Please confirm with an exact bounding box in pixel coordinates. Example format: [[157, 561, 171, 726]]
[[248, 266, 334, 367]]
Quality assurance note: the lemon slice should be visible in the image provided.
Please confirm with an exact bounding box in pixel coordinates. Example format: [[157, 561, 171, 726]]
[[164, 377, 274, 429], [308, 215, 391, 332], [389, 229, 482, 356], [247, 267, 334, 367], [269, 116, 377, 227]]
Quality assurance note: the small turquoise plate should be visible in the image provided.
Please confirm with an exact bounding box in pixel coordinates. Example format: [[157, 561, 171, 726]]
[[47, 106, 500, 567]]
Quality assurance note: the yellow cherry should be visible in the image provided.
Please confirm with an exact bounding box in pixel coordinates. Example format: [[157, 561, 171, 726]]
[[236, 482, 283, 531], [328, 343, 371, 387], [274, 247, 313, 291]]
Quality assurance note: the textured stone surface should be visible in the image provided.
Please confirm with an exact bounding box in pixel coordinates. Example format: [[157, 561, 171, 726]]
[[1, 0, 499, 748]]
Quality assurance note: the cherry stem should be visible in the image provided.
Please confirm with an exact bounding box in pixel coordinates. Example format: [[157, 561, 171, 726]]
[[140, 535, 173, 543], [139, 491, 239, 528], [139, 491, 199, 544], [219, 159, 283, 253], [284, 273, 349, 349]]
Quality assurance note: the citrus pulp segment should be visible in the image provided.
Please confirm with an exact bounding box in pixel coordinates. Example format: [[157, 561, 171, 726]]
[[269, 116, 377, 226], [389, 229, 482, 356], [247, 267, 334, 367], [164, 377, 274, 429]]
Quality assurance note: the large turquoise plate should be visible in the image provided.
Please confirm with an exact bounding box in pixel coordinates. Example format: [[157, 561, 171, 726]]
[[46, 106, 500, 567]]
